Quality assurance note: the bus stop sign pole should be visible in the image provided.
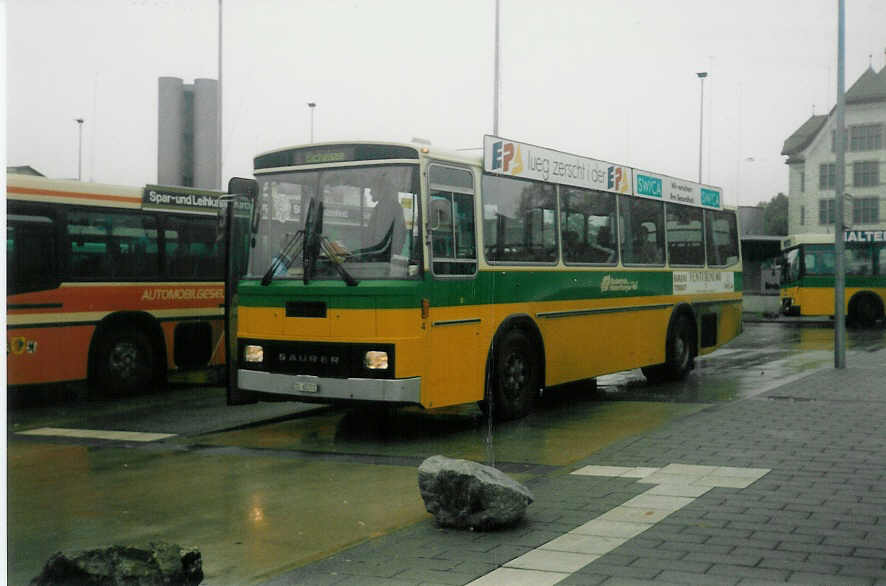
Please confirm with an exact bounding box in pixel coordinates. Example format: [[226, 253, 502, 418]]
[[834, 0, 847, 369]]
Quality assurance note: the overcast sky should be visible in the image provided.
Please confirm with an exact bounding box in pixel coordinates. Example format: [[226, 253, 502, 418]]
[[5, 0, 886, 207]]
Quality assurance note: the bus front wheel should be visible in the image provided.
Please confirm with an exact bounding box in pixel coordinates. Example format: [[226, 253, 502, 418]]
[[94, 329, 156, 396], [489, 329, 540, 421], [642, 315, 694, 383]]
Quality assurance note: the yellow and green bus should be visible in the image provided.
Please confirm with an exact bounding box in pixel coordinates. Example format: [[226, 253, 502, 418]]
[[224, 136, 742, 419], [780, 231, 886, 326]]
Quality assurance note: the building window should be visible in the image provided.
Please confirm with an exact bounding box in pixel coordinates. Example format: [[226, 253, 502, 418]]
[[800, 205, 805, 226], [853, 197, 880, 224], [819, 163, 837, 189], [800, 171, 805, 193], [852, 161, 879, 187], [819, 199, 835, 225], [850, 124, 883, 151]]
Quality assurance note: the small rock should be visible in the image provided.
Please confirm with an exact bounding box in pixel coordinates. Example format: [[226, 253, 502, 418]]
[[418, 455, 533, 530], [30, 541, 203, 586]]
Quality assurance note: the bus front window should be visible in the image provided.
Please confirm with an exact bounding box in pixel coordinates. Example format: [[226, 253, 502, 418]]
[[250, 165, 420, 281]]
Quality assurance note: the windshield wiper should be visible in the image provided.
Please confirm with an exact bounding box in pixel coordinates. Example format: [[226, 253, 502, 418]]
[[261, 231, 304, 286], [320, 238, 359, 286]]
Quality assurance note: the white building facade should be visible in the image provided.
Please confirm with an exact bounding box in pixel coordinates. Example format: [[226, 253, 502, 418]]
[[781, 65, 886, 236]]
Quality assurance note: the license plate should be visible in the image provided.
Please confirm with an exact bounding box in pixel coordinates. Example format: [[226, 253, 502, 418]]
[[293, 382, 318, 393]]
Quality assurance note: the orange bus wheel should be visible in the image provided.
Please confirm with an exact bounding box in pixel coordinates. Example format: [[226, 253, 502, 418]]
[[94, 329, 156, 396]]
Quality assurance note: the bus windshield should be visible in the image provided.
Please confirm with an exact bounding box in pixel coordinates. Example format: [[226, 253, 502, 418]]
[[251, 165, 421, 281]]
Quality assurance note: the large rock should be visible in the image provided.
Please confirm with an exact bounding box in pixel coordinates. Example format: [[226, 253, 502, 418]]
[[418, 455, 533, 530], [31, 542, 203, 586]]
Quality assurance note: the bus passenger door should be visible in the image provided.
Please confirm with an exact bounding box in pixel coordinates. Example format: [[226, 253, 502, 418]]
[[424, 164, 483, 407]]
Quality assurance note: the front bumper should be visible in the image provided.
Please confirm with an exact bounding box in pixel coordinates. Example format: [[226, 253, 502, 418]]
[[238, 369, 422, 404]]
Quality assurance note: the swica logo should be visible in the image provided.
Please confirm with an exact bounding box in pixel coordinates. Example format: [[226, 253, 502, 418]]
[[491, 141, 524, 174], [607, 166, 630, 193]]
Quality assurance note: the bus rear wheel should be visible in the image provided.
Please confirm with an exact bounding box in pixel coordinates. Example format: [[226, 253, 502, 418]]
[[642, 315, 694, 383], [488, 329, 539, 421], [94, 329, 156, 396], [850, 294, 883, 328]]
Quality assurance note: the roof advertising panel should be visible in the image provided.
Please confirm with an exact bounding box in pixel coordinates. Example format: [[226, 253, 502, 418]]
[[484, 136, 723, 210], [483, 135, 632, 195], [632, 170, 722, 210]]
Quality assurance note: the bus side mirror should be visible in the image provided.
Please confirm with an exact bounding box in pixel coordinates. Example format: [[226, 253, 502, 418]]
[[228, 177, 260, 232]]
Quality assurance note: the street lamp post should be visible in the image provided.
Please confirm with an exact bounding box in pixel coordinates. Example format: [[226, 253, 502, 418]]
[[75, 118, 85, 181], [696, 72, 708, 184], [308, 102, 317, 143]]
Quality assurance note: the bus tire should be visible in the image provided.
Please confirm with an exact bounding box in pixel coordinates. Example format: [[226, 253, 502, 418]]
[[94, 329, 156, 396], [490, 329, 539, 421], [849, 294, 883, 328], [643, 314, 694, 383]]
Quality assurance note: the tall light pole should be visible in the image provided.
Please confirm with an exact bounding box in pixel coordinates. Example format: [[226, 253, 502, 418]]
[[308, 102, 316, 143], [696, 72, 708, 184], [218, 0, 223, 189], [834, 0, 847, 368], [75, 118, 85, 181], [493, 0, 501, 135]]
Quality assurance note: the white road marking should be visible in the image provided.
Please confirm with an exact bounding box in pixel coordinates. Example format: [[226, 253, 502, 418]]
[[17, 427, 176, 442], [468, 463, 770, 585]]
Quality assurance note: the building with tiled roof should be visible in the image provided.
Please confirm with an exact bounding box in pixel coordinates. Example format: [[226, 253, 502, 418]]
[[781, 64, 886, 235]]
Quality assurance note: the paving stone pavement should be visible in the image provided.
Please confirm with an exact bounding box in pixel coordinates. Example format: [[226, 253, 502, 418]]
[[263, 347, 886, 585]]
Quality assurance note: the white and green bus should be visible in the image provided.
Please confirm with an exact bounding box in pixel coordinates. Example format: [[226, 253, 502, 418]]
[[223, 136, 742, 419]]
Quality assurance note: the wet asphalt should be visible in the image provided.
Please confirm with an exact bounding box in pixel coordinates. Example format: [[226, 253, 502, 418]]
[[6, 320, 886, 585]]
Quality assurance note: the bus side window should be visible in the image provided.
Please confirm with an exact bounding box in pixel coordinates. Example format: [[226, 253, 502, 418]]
[[845, 246, 872, 275], [619, 196, 664, 265], [70, 210, 158, 281], [165, 216, 219, 280], [704, 209, 739, 267], [559, 186, 617, 265], [482, 174, 556, 264], [7, 207, 59, 294], [666, 203, 704, 266]]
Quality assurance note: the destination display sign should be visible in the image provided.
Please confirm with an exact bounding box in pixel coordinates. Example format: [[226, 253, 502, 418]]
[[483, 135, 632, 195], [484, 135, 723, 210], [143, 185, 224, 213], [844, 230, 886, 242], [633, 169, 722, 209]]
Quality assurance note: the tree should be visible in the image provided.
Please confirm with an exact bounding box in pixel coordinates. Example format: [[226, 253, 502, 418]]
[[762, 192, 788, 235]]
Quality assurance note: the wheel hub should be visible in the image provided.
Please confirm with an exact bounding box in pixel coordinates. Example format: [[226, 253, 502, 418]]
[[110, 342, 139, 380]]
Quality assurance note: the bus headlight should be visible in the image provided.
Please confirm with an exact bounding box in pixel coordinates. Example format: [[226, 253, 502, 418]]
[[244, 344, 264, 363], [364, 351, 389, 370]]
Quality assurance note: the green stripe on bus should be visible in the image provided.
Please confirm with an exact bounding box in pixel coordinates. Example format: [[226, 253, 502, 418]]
[[238, 270, 743, 310], [784, 275, 886, 288]]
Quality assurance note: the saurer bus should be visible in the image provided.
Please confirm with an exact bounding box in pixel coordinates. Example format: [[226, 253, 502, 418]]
[[222, 137, 743, 419], [7, 173, 227, 395]]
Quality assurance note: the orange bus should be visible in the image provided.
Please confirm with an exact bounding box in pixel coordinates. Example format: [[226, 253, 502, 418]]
[[7, 173, 227, 395]]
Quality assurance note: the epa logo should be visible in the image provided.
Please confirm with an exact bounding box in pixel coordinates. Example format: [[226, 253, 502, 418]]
[[607, 166, 630, 193], [490, 141, 524, 174]]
